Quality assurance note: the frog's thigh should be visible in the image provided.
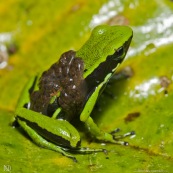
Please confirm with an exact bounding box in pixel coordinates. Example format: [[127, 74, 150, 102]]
[[17, 119, 76, 161]]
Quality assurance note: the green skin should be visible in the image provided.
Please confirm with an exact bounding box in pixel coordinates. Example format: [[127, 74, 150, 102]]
[[14, 25, 133, 162]]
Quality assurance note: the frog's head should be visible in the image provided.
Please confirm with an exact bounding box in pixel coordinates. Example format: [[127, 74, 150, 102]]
[[76, 25, 133, 78], [89, 25, 132, 62]]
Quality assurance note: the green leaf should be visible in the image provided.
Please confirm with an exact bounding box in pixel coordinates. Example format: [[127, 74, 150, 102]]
[[0, 0, 173, 172]]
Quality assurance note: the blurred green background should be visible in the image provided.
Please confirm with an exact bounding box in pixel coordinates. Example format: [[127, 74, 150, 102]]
[[0, 0, 173, 172]]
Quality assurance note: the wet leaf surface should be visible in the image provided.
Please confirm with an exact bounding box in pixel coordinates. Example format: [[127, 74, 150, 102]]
[[0, 0, 173, 172]]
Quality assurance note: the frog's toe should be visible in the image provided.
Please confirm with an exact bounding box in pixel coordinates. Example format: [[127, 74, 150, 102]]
[[112, 130, 136, 140], [111, 140, 129, 146], [110, 128, 121, 135]]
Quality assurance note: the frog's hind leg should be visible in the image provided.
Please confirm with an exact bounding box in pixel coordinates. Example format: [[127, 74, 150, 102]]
[[16, 76, 39, 109], [17, 119, 77, 162], [12, 76, 39, 126]]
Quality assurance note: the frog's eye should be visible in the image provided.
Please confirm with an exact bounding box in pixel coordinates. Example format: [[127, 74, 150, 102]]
[[116, 46, 124, 56]]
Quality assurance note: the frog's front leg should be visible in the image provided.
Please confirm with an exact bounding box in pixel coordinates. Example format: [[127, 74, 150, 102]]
[[80, 76, 134, 145]]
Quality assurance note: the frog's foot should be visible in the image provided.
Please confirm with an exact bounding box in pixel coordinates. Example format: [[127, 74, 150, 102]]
[[110, 130, 135, 146], [11, 119, 19, 127], [84, 117, 135, 146]]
